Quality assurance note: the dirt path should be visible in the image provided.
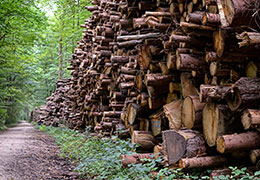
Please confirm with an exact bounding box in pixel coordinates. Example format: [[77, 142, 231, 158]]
[[0, 121, 83, 180]]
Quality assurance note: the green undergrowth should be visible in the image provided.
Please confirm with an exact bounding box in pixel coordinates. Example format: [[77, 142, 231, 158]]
[[35, 124, 260, 180]]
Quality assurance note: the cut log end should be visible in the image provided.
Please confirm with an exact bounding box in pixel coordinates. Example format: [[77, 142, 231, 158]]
[[202, 103, 218, 146], [132, 131, 156, 150], [241, 110, 251, 130], [216, 136, 225, 153], [209, 61, 218, 76], [250, 149, 260, 164], [182, 97, 195, 129], [225, 88, 242, 111], [246, 61, 258, 78]]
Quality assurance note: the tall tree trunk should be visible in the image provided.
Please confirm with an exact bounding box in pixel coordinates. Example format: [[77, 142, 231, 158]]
[[58, 36, 63, 80], [77, 0, 80, 29]]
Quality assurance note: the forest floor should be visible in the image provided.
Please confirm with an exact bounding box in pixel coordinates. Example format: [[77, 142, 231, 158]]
[[0, 121, 83, 180]]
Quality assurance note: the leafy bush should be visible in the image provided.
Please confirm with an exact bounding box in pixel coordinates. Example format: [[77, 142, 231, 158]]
[[37, 125, 152, 179], [37, 125, 260, 180]]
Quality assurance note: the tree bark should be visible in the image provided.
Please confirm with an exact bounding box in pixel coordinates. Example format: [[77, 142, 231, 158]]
[[186, 11, 204, 24], [217, 0, 259, 29], [144, 74, 174, 87], [121, 153, 153, 167], [179, 156, 229, 169], [199, 84, 231, 102], [216, 131, 260, 153], [117, 33, 160, 42], [176, 53, 205, 71], [58, 36, 63, 80]]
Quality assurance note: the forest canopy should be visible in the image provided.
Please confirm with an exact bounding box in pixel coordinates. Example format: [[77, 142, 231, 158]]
[[0, 0, 91, 128]]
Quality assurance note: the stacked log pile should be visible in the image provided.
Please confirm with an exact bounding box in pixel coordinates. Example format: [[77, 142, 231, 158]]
[[32, 79, 71, 126], [33, 0, 260, 174]]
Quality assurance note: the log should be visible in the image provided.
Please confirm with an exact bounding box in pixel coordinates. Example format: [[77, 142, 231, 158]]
[[202, 13, 220, 26], [237, 32, 260, 47], [209, 61, 230, 77], [118, 39, 143, 48], [103, 111, 121, 118], [186, 11, 204, 24], [145, 11, 172, 17], [153, 144, 163, 160], [119, 82, 135, 89], [146, 17, 170, 31], [210, 168, 232, 179], [180, 22, 216, 31], [250, 149, 260, 164], [162, 130, 207, 165], [166, 53, 176, 70], [133, 18, 148, 29], [159, 62, 170, 75], [131, 131, 156, 150], [144, 74, 173, 87], [176, 53, 205, 71], [217, 131, 260, 153], [225, 77, 260, 111], [148, 96, 167, 110], [199, 84, 231, 102], [246, 61, 260, 78], [120, 67, 137, 75], [85, 6, 99, 12], [166, 92, 178, 104], [179, 156, 229, 169], [205, 51, 246, 63], [182, 95, 205, 129], [210, 166, 257, 179], [213, 28, 225, 57], [202, 103, 240, 146], [111, 56, 129, 64], [139, 45, 152, 70], [163, 100, 183, 130], [139, 118, 149, 132], [241, 109, 260, 130], [121, 153, 153, 167], [170, 34, 203, 45], [180, 72, 198, 98], [169, 82, 180, 93], [127, 103, 142, 125], [147, 85, 169, 97], [217, 0, 260, 28], [119, 18, 133, 30], [117, 33, 160, 41]]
